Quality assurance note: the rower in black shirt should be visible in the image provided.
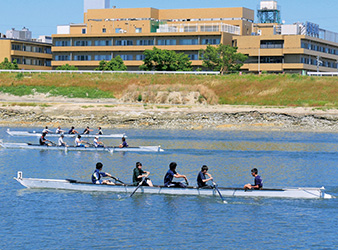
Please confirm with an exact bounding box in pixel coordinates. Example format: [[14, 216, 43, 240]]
[[39, 133, 52, 146], [197, 165, 213, 188]]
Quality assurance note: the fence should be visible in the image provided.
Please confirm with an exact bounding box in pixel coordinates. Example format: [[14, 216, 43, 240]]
[[307, 72, 338, 76]]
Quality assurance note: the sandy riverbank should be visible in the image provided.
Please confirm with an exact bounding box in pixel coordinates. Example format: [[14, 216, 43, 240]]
[[1, 93, 338, 132]]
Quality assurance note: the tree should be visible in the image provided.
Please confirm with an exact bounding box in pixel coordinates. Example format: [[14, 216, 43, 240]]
[[140, 47, 192, 71], [0, 58, 19, 70], [55, 64, 78, 70], [95, 56, 127, 71], [199, 44, 247, 74]]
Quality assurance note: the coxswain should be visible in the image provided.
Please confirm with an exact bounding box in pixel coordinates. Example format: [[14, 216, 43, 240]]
[[58, 134, 68, 147], [119, 137, 128, 148], [164, 162, 188, 188], [75, 135, 88, 147], [39, 133, 52, 146], [42, 126, 52, 134], [244, 168, 263, 190], [197, 165, 213, 188], [93, 136, 104, 148], [91, 162, 115, 185], [132, 162, 153, 187], [68, 126, 79, 134], [82, 126, 93, 135]]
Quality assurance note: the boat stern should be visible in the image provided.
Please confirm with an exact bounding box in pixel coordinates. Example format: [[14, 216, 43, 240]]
[[320, 187, 335, 199]]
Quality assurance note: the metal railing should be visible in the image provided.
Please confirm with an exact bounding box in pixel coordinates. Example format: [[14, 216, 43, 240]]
[[0, 69, 220, 75], [307, 72, 338, 76]]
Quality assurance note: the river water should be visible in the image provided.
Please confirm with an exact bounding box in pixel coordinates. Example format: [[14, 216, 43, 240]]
[[1, 127, 338, 249]]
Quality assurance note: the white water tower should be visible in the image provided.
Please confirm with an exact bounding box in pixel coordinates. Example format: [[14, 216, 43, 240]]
[[84, 0, 111, 13]]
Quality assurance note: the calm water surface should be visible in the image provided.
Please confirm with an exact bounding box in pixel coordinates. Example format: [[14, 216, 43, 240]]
[[1, 127, 338, 249]]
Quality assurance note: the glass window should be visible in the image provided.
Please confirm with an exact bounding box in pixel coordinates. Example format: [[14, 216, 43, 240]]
[[94, 55, 111, 61], [119, 55, 133, 60], [136, 40, 154, 46], [179, 39, 198, 45], [115, 28, 122, 33], [82, 28, 86, 34], [94, 40, 112, 46], [115, 40, 133, 46], [135, 28, 142, 33], [74, 55, 91, 61], [136, 55, 145, 60], [55, 40, 70, 46], [201, 39, 220, 45], [11, 44, 21, 50], [157, 39, 176, 45], [74, 40, 92, 46], [102, 28, 106, 33], [260, 40, 284, 49], [55, 55, 70, 61], [188, 54, 199, 60]]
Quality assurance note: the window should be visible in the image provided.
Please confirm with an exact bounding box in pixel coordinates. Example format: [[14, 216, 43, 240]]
[[82, 28, 86, 34], [260, 40, 284, 49], [44, 48, 52, 54], [179, 39, 198, 45], [201, 39, 220, 45], [115, 40, 133, 46], [12, 58, 21, 64], [201, 26, 219, 32], [74, 40, 92, 46], [11, 44, 21, 51], [157, 39, 176, 45], [74, 55, 91, 61], [135, 28, 142, 33], [115, 28, 122, 33], [136, 55, 145, 61], [94, 40, 112, 46], [184, 26, 198, 32], [45, 60, 52, 67], [188, 54, 199, 60], [94, 55, 111, 61], [55, 55, 70, 61], [119, 55, 133, 60], [102, 28, 106, 33], [136, 40, 154, 46], [55, 40, 70, 46], [260, 56, 283, 63]]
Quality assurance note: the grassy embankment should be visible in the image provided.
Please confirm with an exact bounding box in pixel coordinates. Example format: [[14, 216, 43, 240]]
[[0, 72, 338, 108]]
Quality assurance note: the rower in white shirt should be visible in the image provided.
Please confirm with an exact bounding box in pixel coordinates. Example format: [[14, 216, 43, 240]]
[[42, 126, 53, 134], [94, 136, 105, 148], [75, 135, 88, 147], [58, 134, 68, 147]]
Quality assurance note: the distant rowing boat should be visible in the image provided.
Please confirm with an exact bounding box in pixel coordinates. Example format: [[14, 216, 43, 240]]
[[14, 172, 334, 199], [0, 142, 163, 153], [6, 129, 126, 138]]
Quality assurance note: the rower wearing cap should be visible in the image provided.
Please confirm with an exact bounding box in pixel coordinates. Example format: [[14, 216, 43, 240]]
[[244, 168, 263, 190], [92, 162, 114, 185], [93, 136, 104, 148], [132, 162, 153, 187]]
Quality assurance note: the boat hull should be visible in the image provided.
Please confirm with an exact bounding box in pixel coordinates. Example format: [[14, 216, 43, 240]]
[[0, 142, 163, 152], [14, 172, 333, 199], [6, 129, 126, 138]]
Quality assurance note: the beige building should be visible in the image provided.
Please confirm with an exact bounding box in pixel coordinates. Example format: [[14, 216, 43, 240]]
[[52, 7, 253, 70], [52, 4, 338, 73], [0, 36, 52, 70]]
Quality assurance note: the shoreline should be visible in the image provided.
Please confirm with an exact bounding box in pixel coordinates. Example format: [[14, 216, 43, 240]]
[[1, 94, 338, 132]]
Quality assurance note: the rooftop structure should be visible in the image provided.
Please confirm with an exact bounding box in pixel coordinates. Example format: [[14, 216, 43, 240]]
[[84, 0, 110, 13], [257, 0, 281, 24]]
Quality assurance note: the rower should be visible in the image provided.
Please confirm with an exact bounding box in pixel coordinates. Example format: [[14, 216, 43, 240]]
[[68, 126, 79, 134], [244, 168, 263, 190], [132, 162, 153, 187], [97, 127, 103, 135], [197, 165, 213, 188], [55, 126, 65, 134], [93, 136, 104, 148], [82, 126, 93, 135], [75, 135, 88, 147], [91, 162, 114, 185], [42, 126, 52, 134], [39, 133, 52, 146], [119, 137, 128, 148], [164, 162, 188, 188], [58, 134, 67, 147]]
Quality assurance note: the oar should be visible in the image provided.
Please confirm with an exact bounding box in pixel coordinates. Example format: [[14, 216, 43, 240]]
[[110, 176, 125, 185], [130, 176, 146, 197], [212, 181, 227, 204]]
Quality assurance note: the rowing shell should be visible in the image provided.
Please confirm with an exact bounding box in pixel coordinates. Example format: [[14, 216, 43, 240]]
[[14, 172, 334, 199], [0, 142, 163, 152], [6, 129, 126, 138]]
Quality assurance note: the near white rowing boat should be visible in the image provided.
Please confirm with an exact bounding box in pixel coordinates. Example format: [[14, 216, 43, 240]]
[[14, 172, 334, 199], [0, 142, 163, 152], [6, 129, 126, 138]]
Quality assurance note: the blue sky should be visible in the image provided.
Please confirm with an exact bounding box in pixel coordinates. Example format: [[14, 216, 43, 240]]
[[0, 0, 337, 37]]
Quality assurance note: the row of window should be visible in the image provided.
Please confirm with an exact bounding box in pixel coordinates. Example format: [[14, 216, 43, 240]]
[[12, 57, 52, 66], [301, 57, 337, 68], [260, 40, 284, 49], [12, 44, 52, 54], [55, 38, 221, 47], [301, 41, 338, 55], [54, 54, 199, 61]]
